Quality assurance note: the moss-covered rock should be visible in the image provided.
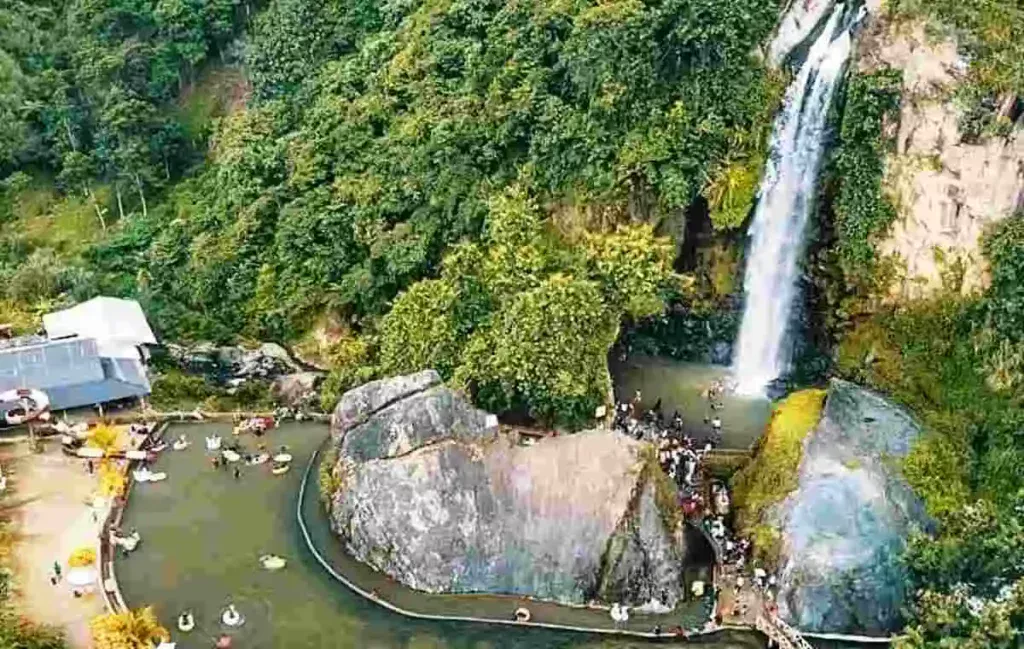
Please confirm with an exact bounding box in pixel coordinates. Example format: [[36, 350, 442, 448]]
[[772, 379, 932, 635], [731, 388, 827, 564]]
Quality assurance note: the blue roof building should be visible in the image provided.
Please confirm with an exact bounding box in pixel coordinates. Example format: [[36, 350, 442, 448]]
[[0, 336, 150, 411]]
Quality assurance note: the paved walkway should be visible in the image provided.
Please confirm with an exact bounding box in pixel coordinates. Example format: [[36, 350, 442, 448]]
[[4, 442, 106, 649]]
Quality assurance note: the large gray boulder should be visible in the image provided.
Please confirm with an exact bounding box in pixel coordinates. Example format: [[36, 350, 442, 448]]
[[331, 370, 442, 441], [330, 370, 498, 462], [325, 372, 709, 609], [774, 379, 932, 635]]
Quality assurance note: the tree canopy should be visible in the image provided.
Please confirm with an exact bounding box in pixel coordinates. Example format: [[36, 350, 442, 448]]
[[378, 185, 678, 425], [74, 0, 783, 343]]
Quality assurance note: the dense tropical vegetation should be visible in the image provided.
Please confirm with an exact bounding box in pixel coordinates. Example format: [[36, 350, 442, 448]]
[[0, 0, 782, 419], [837, 217, 1024, 648], [378, 185, 678, 424]]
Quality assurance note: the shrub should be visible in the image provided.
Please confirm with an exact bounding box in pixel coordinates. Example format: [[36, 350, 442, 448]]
[[90, 607, 168, 649], [149, 371, 216, 410], [98, 462, 126, 498], [67, 547, 96, 569], [0, 609, 65, 648], [86, 426, 121, 456]]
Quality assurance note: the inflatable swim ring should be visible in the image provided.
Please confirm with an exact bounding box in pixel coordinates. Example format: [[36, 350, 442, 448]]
[[247, 453, 269, 466], [177, 612, 195, 632], [271, 464, 290, 476], [111, 531, 141, 552], [0, 388, 50, 426], [514, 607, 531, 622], [259, 554, 286, 570], [133, 468, 168, 483], [172, 438, 189, 451], [222, 450, 241, 463], [272, 453, 292, 463], [221, 605, 244, 627]]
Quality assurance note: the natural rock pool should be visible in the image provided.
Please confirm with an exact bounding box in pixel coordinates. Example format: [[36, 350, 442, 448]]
[[611, 356, 771, 450], [116, 421, 764, 648]]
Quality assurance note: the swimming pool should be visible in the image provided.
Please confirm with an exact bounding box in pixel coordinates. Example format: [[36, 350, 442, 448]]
[[116, 421, 765, 648]]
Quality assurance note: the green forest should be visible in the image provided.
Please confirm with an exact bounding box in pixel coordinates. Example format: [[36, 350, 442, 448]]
[[1, 0, 1023, 646]]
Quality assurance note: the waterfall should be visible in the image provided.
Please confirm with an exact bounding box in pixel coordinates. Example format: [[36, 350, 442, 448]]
[[732, 3, 862, 396]]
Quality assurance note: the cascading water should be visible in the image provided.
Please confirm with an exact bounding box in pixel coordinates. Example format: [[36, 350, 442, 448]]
[[732, 2, 863, 396]]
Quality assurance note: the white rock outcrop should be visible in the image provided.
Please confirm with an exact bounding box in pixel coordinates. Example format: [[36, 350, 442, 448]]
[[858, 19, 1024, 297]]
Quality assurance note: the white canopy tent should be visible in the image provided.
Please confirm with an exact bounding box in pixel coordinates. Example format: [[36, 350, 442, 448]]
[[65, 566, 98, 588], [43, 297, 156, 360]]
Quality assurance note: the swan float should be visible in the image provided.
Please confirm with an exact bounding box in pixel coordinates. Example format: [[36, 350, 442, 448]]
[[205, 436, 222, 451], [221, 604, 244, 627], [172, 436, 189, 451], [133, 467, 167, 483], [259, 554, 286, 570], [177, 611, 195, 632], [222, 449, 241, 463]]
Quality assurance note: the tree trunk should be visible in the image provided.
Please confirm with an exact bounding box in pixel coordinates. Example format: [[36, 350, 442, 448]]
[[63, 117, 77, 152], [115, 184, 125, 221], [85, 185, 106, 231], [997, 93, 1018, 120], [134, 173, 148, 218]]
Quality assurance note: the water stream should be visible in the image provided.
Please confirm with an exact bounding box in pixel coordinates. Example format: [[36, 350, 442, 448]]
[[732, 2, 862, 396]]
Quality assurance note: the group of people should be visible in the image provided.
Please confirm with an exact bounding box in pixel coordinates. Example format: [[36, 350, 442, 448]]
[[210, 437, 292, 479], [611, 382, 791, 632], [728, 565, 780, 619], [612, 388, 725, 515]]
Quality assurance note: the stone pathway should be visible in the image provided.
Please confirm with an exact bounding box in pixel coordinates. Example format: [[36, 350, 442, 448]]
[[4, 442, 106, 649], [716, 563, 761, 626]]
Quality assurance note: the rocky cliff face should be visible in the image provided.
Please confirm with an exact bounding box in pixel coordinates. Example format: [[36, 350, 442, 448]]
[[774, 379, 931, 635], [326, 372, 706, 609], [857, 17, 1024, 297]]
